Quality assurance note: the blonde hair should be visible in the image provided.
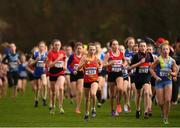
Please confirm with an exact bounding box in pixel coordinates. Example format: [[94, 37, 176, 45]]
[[38, 40, 46, 46], [159, 42, 169, 50]]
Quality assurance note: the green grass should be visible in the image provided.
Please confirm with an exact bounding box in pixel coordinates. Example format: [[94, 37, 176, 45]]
[[0, 84, 179, 127]]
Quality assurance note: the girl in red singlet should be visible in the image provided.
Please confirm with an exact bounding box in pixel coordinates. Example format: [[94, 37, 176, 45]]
[[77, 43, 102, 121], [104, 39, 126, 116], [47, 39, 66, 115]]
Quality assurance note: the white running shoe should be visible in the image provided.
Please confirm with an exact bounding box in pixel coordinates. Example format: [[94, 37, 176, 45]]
[[124, 105, 128, 113]]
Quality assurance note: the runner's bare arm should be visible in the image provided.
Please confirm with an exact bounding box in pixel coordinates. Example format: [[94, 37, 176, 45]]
[[149, 59, 161, 81], [63, 56, 67, 70], [103, 53, 115, 67], [26, 66, 34, 74], [130, 58, 145, 70], [103, 53, 109, 67], [122, 54, 127, 67], [77, 55, 86, 71], [170, 59, 178, 77], [48, 54, 63, 68]]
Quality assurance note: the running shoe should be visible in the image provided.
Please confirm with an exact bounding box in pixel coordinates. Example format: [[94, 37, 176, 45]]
[[42, 99, 47, 106], [34, 100, 38, 108], [59, 107, 65, 114], [115, 111, 119, 117], [111, 110, 116, 117], [75, 108, 81, 114], [148, 109, 152, 117], [171, 101, 177, 105], [49, 107, 52, 110], [124, 105, 129, 113], [50, 108, 55, 115], [144, 112, 149, 119], [163, 118, 169, 125], [116, 104, 122, 113], [91, 108, 96, 118], [84, 113, 89, 121], [136, 110, 141, 119], [97, 102, 102, 108]]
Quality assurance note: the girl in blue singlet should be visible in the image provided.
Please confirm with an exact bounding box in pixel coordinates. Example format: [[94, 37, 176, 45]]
[[2, 43, 20, 98], [124, 37, 135, 64], [150, 43, 178, 125], [17, 54, 28, 95], [32, 41, 48, 107]]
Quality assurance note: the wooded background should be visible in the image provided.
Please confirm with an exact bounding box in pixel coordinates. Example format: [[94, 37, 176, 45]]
[[0, 0, 180, 51]]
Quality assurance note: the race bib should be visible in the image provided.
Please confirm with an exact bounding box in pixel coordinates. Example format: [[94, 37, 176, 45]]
[[159, 68, 170, 77], [138, 66, 149, 73], [111, 60, 122, 72], [85, 67, 97, 75], [74, 64, 79, 70], [112, 67, 122, 72], [36, 61, 44, 68], [55, 61, 64, 68], [19, 71, 27, 77], [9, 62, 18, 69]]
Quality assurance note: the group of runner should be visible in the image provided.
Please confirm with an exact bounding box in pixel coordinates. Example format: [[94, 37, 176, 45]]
[[0, 37, 179, 125]]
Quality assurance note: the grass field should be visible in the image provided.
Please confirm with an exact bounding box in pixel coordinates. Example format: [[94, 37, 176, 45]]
[[0, 84, 179, 127]]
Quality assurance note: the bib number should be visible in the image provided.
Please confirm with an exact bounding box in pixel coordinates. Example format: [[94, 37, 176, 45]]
[[85, 68, 97, 75], [9, 62, 18, 69], [138, 67, 149, 73], [36, 61, 44, 68], [112, 65, 122, 72], [55, 61, 64, 68], [160, 69, 170, 77], [111, 60, 122, 72], [19, 71, 27, 77]]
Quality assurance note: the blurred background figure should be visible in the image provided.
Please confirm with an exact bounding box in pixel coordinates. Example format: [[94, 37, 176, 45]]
[[172, 37, 180, 104]]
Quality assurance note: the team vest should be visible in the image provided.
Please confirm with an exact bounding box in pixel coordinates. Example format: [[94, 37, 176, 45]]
[[18, 62, 28, 77], [125, 49, 133, 62], [7, 53, 19, 72], [48, 50, 66, 76], [108, 50, 124, 72], [34, 51, 47, 68], [84, 58, 99, 83], [69, 54, 82, 71], [138, 62, 151, 74], [156, 56, 173, 81], [135, 52, 153, 75]]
